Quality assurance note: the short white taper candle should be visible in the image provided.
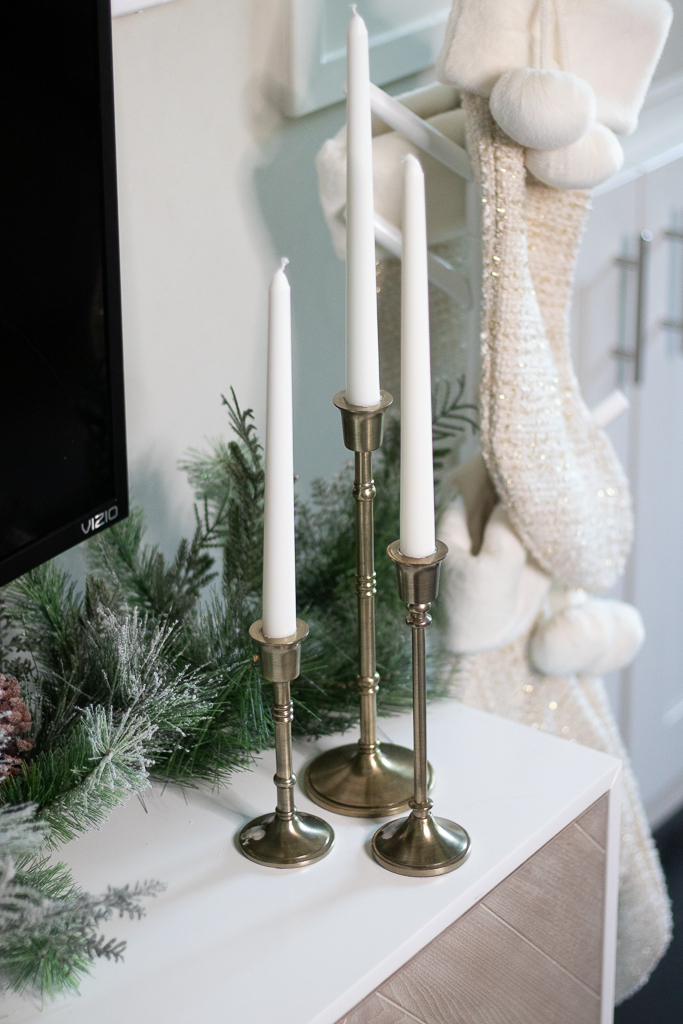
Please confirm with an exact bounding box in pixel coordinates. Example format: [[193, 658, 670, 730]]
[[262, 258, 297, 639], [400, 155, 436, 558]]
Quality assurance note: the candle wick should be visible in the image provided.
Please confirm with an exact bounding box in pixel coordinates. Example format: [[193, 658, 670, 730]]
[[280, 257, 290, 271], [350, 3, 357, 14]]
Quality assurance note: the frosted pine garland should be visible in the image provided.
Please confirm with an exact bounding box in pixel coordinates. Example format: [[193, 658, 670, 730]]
[[0, 804, 163, 995], [0, 387, 476, 999]]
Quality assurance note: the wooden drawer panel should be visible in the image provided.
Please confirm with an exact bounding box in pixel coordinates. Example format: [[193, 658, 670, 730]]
[[377, 902, 601, 1024], [577, 794, 608, 848], [342, 993, 421, 1023], [337, 798, 608, 1024], [483, 819, 606, 992]]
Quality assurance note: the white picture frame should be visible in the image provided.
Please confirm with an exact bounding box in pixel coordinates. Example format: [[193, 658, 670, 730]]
[[271, 0, 451, 117], [111, 0, 177, 18]]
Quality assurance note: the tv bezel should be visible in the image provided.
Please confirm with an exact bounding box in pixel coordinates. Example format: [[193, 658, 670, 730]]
[[0, 0, 128, 588]]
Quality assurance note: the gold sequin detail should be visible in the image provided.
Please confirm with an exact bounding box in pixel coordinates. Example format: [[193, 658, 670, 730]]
[[461, 95, 633, 592]]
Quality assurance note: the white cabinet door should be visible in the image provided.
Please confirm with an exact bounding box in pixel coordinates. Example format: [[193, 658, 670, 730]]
[[573, 178, 640, 722], [629, 159, 683, 822], [573, 159, 683, 825]]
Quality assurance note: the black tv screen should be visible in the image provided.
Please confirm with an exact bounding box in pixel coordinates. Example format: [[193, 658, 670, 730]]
[[0, 0, 127, 586]]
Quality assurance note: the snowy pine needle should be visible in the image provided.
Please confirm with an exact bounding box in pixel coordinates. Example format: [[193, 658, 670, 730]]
[[0, 804, 164, 996], [0, 383, 476, 999]]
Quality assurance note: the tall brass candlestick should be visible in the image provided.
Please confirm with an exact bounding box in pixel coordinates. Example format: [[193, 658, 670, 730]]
[[238, 620, 334, 868], [372, 541, 470, 876], [304, 391, 431, 817]]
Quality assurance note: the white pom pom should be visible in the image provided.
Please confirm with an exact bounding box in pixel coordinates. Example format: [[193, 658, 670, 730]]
[[490, 68, 595, 151], [530, 601, 613, 676], [587, 601, 645, 675], [525, 123, 624, 190], [529, 598, 645, 676]]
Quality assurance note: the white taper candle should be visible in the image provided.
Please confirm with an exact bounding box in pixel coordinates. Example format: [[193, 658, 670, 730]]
[[400, 155, 436, 558], [345, 6, 381, 408], [262, 258, 297, 639]]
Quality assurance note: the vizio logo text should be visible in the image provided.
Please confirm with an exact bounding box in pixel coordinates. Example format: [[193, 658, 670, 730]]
[[81, 506, 119, 536]]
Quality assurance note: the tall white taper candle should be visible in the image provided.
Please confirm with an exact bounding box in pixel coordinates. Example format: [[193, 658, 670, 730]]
[[262, 258, 297, 639], [400, 155, 436, 558], [345, 6, 381, 408]]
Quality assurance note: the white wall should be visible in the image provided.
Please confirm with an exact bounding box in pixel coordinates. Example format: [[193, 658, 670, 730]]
[[72, 0, 682, 573], [655, 0, 683, 81], [110, 0, 350, 555]]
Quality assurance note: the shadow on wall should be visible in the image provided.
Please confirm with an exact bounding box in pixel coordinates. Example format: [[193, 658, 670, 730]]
[[250, 106, 348, 496], [247, 0, 347, 495], [128, 448, 193, 552]]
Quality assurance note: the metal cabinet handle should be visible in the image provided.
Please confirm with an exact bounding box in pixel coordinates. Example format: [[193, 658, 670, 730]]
[[634, 230, 652, 385], [661, 229, 683, 339], [613, 230, 652, 385]]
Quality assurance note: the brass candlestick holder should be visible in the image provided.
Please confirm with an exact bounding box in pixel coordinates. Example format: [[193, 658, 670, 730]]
[[238, 619, 334, 868], [305, 390, 432, 818], [372, 541, 470, 876]]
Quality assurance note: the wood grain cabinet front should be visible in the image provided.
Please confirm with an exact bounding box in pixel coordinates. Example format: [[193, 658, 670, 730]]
[[339, 795, 608, 1024]]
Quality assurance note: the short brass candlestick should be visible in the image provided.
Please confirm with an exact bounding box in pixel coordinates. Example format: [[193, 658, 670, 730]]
[[238, 620, 334, 868], [305, 390, 432, 818], [372, 541, 470, 876]]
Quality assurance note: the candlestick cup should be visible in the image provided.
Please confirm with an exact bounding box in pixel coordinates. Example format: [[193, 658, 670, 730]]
[[372, 541, 470, 876], [238, 620, 334, 868], [304, 391, 433, 818]]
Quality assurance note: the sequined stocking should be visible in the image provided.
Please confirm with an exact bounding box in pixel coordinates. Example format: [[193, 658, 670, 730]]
[[462, 94, 632, 594], [451, 94, 671, 1003]]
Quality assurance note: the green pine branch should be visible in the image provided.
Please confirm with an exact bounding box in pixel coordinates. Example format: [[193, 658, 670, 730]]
[[0, 379, 477, 999], [432, 376, 479, 479], [87, 509, 216, 622], [1, 378, 477, 821]]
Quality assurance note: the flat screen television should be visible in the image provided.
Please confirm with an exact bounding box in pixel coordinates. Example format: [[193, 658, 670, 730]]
[[0, 0, 128, 587]]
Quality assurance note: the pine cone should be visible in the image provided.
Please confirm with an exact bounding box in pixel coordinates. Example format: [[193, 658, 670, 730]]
[[0, 752, 23, 782], [0, 673, 34, 782]]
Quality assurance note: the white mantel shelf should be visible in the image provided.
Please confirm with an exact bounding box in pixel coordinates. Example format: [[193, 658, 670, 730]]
[[4, 703, 621, 1024]]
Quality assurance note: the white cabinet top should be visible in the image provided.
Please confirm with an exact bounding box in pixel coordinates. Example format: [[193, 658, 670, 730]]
[[6, 702, 620, 1024]]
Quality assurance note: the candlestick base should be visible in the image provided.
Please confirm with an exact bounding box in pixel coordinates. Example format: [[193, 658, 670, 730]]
[[239, 618, 334, 869], [372, 541, 471, 877], [238, 810, 334, 869], [304, 744, 434, 818], [372, 808, 470, 877]]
